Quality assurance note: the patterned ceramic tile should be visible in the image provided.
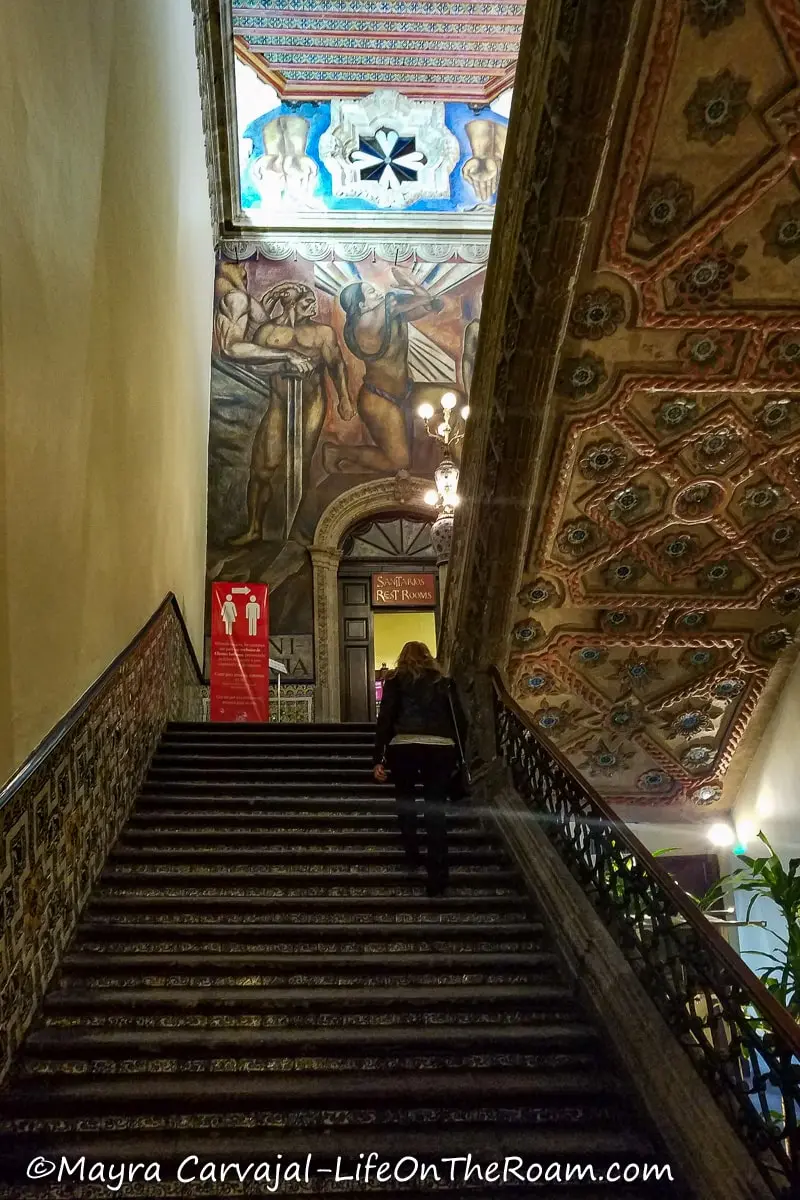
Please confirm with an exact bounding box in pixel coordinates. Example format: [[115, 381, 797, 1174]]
[[0, 603, 202, 1082]]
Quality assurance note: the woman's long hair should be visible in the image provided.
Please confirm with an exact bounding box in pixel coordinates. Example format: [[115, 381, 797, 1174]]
[[339, 282, 394, 363], [393, 641, 441, 680]]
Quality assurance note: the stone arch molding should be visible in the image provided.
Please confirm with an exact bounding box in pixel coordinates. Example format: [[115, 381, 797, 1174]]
[[311, 476, 433, 720]]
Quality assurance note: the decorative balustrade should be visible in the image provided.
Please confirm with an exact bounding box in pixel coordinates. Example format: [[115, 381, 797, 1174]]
[[492, 667, 800, 1199]]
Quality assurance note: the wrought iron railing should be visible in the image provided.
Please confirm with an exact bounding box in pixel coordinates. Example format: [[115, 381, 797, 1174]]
[[491, 667, 800, 1199]]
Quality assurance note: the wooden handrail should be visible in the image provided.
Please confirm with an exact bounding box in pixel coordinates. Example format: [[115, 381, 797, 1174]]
[[0, 593, 203, 815], [490, 664, 800, 1053]]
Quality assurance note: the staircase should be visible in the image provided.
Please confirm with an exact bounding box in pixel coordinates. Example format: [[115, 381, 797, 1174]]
[[0, 722, 680, 1196]]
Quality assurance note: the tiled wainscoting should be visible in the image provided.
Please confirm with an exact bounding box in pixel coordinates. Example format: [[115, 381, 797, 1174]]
[[270, 685, 315, 723], [0, 598, 202, 1081], [199, 683, 316, 722]]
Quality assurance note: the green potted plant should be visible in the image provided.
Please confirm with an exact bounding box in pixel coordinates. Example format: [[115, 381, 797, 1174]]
[[697, 832, 800, 1021]]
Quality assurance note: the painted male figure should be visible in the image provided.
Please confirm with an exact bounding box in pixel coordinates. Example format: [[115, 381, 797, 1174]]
[[225, 281, 354, 547], [214, 262, 312, 377]]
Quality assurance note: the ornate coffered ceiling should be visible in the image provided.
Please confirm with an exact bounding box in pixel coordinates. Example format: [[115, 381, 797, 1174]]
[[232, 0, 521, 103], [507, 0, 800, 812]]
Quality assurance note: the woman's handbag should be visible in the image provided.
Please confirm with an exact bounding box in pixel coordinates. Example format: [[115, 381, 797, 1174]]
[[446, 682, 471, 801]]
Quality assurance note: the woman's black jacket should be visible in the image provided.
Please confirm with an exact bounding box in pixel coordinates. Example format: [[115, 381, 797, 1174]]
[[373, 669, 468, 766]]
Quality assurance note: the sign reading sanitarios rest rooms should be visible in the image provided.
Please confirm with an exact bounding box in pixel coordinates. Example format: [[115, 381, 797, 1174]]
[[210, 583, 270, 722], [372, 573, 436, 607]]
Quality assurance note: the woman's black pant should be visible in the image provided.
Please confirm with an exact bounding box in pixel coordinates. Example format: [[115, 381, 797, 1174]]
[[385, 743, 456, 887]]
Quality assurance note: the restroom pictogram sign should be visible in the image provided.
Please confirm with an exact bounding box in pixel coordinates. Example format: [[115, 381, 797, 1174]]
[[210, 583, 270, 722]]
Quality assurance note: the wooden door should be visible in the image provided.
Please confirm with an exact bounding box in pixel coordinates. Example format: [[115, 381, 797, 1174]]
[[339, 577, 374, 721]]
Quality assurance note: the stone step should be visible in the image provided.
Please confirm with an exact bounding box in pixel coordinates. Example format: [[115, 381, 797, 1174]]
[[61, 950, 550, 972], [111, 844, 504, 865], [158, 741, 376, 753], [132, 792, 462, 808], [0, 1067, 620, 1120], [162, 729, 374, 739], [86, 894, 533, 917], [167, 721, 376, 731], [139, 782, 400, 796], [152, 752, 374, 767], [122, 825, 483, 844], [133, 792, 474, 811], [155, 743, 376, 758], [147, 766, 378, 782], [125, 810, 481, 829], [23, 1020, 596, 1060], [98, 868, 519, 891], [42, 982, 574, 1018], [55, 951, 558, 988], [135, 791, 416, 806], [40, 1007, 574, 1032], [18, 1055, 608, 1087], [71, 919, 546, 950], [162, 726, 374, 744]]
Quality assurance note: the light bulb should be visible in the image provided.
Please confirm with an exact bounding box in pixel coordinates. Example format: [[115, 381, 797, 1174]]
[[441, 392, 457, 410], [461, 405, 470, 420], [708, 822, 735, 847], [437, 422, 448, 437], [418, 403, 434, 420], [424, 489, 439, 506]]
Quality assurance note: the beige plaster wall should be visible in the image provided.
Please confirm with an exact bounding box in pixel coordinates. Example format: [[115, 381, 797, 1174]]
[[732, 645, 800, 862], [0, 0, 213, 780]]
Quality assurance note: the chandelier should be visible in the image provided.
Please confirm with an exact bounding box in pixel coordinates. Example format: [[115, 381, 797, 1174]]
[[418, 390, 469, 451], [417, 391, 469, 564]]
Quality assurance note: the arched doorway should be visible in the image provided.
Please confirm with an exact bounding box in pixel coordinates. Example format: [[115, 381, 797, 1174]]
[[310, 475, 435, 720], [338, 515, 439, 722]]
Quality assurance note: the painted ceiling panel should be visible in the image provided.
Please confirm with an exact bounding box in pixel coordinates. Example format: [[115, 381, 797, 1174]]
[[235, 56, 510, 225], [231, 0, 523, 101]]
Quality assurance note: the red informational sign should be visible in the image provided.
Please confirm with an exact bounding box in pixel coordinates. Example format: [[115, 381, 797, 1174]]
[[210, 583, 270, 722]]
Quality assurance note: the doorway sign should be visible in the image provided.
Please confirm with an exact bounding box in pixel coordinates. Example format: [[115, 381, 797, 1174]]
[[372, 572, 436, 607], [210, 583, 270, 722]]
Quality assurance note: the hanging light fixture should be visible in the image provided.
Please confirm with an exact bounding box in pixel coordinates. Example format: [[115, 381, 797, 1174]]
[[418, 392, 468, 451], [417, 391, 469, 567], [434, 456, 459, 510]]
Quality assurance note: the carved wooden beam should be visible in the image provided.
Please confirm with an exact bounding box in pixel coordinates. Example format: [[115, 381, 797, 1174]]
[[442, 0, 646, 694], [191, 0, 238, 238]]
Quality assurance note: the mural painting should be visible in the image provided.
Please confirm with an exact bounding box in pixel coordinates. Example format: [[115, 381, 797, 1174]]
[[206, 248, 486, 677]]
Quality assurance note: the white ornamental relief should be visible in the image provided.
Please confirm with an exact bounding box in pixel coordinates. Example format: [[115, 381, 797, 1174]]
[[459, 242, 491, 263], [416, 243, 457, 262], [220, 241, 258, 261], [296, 241, 335, 261], [319, 91, 460, 210], [374, 243, 415, 263], [240, 236, 492, 264], [259, 241, 294, 261], [337, 243, 373, 262]]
